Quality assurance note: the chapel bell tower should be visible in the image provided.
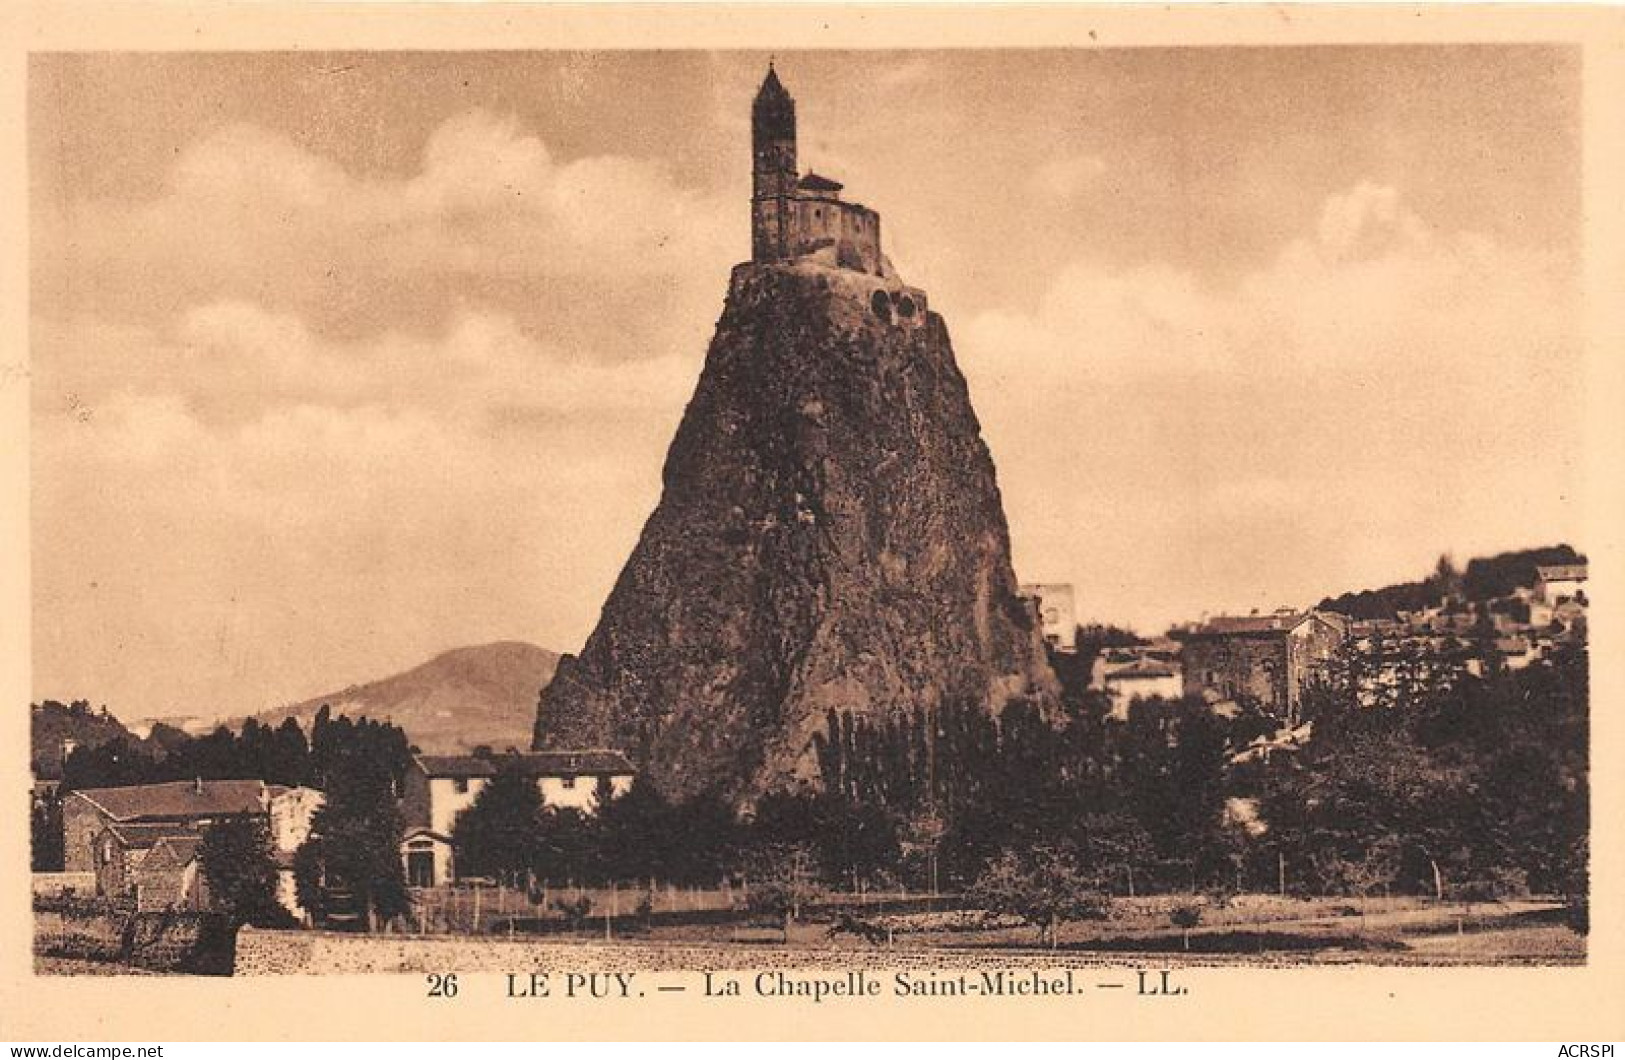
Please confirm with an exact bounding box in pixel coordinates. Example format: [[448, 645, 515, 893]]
[[751, 64, 797, 263]]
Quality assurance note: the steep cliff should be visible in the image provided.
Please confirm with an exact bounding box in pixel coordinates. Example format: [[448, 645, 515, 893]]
[[534, 262, 1058, 803]]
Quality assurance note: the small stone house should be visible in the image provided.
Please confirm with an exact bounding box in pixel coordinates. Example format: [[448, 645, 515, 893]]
[[64, 779, 270, 874], [132, 834, 209, 911], [1089, 648, 1184, 721], [92, 822, 202, 903], [1174, 609, 1347, 723], [65, 777, 322, 915]]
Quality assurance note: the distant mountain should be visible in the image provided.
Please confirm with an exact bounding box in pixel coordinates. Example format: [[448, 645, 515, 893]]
[[252, 641, 560, 754], [1316, 544, 1586, 620]]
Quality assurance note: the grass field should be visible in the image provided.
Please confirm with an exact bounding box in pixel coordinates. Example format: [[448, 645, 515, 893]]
[[401, 887, 1581, 965], [583, 894, 1585, 965], [38, 891, 1585, 974]]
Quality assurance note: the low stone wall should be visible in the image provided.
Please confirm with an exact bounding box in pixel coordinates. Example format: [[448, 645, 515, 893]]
[[35, 904, 233, 974]]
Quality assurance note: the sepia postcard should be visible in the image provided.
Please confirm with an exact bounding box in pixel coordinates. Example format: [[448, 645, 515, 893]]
[[2, 1, 1623, 1043]]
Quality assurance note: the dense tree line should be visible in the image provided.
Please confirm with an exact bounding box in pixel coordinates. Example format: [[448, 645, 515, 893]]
[[1317, 544, 1585, 620], [785, 641, 1584, 905], [31, 705, 414, 874], [35, 641, 1587, 930], [54, 705, 413, 796], [448, 691, 1240, 898], [807, 691, 1240, 893], [1264, 641, 1587, 904], [449, 766, 832, 890]]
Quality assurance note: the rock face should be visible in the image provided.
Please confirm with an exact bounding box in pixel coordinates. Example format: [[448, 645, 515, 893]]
[[534, 261, 1058, 803]]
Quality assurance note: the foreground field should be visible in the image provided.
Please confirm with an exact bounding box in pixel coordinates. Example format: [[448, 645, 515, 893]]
[[633, 895, 1583, 966], [230, 897, 1581, 974], [37, 892, 1583, 975]]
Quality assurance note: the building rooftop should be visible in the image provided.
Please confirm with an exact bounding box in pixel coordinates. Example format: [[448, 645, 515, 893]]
[[414, 750, 635, 779], [144, 834, 205, 867], [798, 171, 844, 193], [1536, 564, 1588, 582], [71, 779, 267, 822], [1104, 658, 1179, 680], [1178, 612, 1309, 637], [102, 821, 205, 850]]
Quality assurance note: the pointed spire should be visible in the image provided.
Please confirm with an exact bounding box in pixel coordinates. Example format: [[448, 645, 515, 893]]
[[752, 61, 796, 145], [757, 61, 789, 102]]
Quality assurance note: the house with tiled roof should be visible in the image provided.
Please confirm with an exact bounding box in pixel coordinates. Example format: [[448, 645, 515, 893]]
[[63, 778, 269, 874], [90, 822, 202, 902], [1100, 657, 1183, 721], [1172, 609, 1347, 723], [1535, 563, 1587, 605], [63, 777, 322, 914], [400, 750, 636, 886], [131, 833, 209, 911]]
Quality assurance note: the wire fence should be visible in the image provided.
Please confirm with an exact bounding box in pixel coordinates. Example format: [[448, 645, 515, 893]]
[[402, 880, 951, 936]]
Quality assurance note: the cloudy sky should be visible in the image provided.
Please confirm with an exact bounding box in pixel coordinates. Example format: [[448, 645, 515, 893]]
[[30, 48, 1582, 723]]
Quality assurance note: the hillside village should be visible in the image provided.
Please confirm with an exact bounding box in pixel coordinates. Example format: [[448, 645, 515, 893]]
[[31, 544, 1589, 931], [1034, 549, 1588, 735]]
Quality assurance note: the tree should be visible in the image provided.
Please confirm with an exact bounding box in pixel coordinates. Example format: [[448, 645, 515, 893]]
[[267, 717, 310, 787], [740, 843, 824, 940], [1311, 835, 1401, 903], [968, 847, 1111, 948], [200, 813, 292, 927], [663, 793, 740, 885], [451, 763, 543, 885], [1433, 554, 1464, 603], [294, 746, 410, 930], [1072, 812, 1155, 896], [31, 789, 65, 872], [1169, 902, 1203, 951], [534, 807, 597, 885]]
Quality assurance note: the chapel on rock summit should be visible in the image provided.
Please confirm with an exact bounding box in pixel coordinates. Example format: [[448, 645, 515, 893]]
[[748, 65, 927, 325]]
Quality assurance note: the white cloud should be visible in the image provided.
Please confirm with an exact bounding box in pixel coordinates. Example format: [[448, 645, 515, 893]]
[[39, 299, 700, 424], [39, 109, 740, 322], [959, 183, 1581, 631], [33, 299, 693, 719], [30, 107, 734, 719]]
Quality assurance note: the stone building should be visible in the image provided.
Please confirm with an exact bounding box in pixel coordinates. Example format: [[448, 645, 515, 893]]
[[747, 65, 932, 333], [63, 778, 269, 874], [752, 65, 883, 275], [130, 834, 209, 912], [1174, 610, 1348, 723], [91, 822, 204, 903], [65, 778, 321, 915]]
